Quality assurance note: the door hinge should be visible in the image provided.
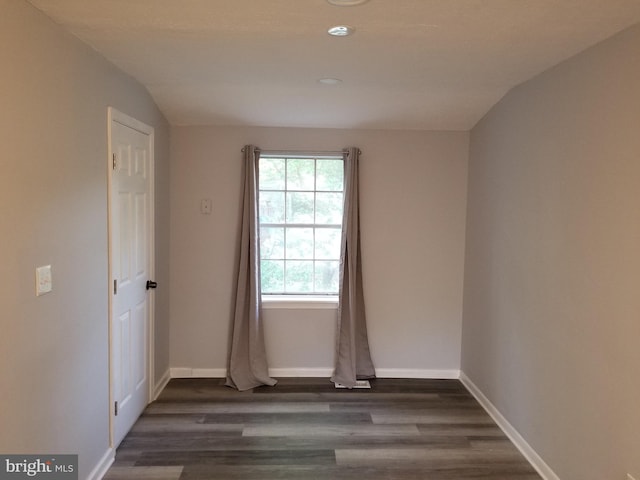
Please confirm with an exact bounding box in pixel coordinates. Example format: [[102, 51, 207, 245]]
[[112, 153, 117, 170], [114, 401, 118, 416], [114, 279, 117, 295]]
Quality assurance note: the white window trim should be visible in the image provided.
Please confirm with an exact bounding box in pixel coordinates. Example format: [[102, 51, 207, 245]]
[[262, 295, 338, 310]]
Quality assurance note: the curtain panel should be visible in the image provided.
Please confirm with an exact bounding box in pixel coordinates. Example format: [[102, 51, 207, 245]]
[[226, 145, 277, 391], [331, 147, 376, 387]]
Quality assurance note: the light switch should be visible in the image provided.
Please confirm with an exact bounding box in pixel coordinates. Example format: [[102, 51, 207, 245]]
[[201, 198, 212, 215], [36, 265, 52, 296]]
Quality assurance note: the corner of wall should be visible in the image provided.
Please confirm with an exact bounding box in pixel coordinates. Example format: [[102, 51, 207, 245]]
[[459, 372, 560, 480]]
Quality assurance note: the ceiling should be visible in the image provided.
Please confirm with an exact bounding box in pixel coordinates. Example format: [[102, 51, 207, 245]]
[[28, 0, 640, 131]]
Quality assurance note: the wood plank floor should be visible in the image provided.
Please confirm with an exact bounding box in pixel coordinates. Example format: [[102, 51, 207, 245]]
[[103, 378, 541, 480]]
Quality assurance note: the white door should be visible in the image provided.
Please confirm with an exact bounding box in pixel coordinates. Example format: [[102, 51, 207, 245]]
[[108, 108, 155, 448]]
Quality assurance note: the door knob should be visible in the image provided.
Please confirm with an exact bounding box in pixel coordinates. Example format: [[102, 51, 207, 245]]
[[146, 280, 158, 290]]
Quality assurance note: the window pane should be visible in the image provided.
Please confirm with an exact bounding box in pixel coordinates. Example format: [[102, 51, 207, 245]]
[[259, 191, 285, 223], [316, 159, 343, 191], [315, 228, 341, 259], [285, 261, 313, 293], [259, 158, 286, 190], [286, 159, 315, 191], [316, 192, 343, 225], [260, 227, 284, 259], [261, 260, 284, 293], [315, 261, 339, 293], [286, 228, 313, 259], [258, 155, 343, 296], [286, 192, 314, 223]]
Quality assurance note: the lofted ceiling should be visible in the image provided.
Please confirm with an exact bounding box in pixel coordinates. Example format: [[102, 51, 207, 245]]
[[28, 0, 640, 130]]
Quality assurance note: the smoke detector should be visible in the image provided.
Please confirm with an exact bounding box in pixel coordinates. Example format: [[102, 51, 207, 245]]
[[318, 78, 343, 85], [328, 25, 355, 36], [327, 0, 369, 6]]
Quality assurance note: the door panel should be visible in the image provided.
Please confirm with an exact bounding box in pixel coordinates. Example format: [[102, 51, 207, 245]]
[[109, 111, 154, 448]]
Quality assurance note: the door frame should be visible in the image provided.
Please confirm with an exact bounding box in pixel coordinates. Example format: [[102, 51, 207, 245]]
[[106, 106, 155, 447]]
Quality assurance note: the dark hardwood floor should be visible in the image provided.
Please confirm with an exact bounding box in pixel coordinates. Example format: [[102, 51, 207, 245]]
[[103, 377, 541, 479]]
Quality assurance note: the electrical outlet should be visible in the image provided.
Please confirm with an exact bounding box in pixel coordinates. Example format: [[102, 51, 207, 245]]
[[36, 265, 52, 296], [200, 198, 212, 214]]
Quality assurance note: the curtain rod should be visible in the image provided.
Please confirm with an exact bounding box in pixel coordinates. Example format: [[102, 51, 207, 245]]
[[241, 147, 362, 156]]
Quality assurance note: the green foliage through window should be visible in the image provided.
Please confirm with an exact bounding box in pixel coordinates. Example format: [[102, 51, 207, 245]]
[[258, 155, 344, 295]]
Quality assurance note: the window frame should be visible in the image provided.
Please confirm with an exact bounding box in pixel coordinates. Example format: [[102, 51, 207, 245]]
[[258, 152, 344, 299]]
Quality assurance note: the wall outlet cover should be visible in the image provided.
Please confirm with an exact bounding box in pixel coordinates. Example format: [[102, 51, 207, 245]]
[[36, 265, 52, 296], [200, 198, 212, 214]]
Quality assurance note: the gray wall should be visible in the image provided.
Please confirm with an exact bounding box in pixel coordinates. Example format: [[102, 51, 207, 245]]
[[170, 126, 468, 376], [462, 24, 640, 479], [0, 1, 170, 478], [7, 2, 639, 478]]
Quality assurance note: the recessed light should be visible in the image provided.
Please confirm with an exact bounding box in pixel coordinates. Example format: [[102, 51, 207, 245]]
[[318, 78, 343, 85], [327, 0, 369, 5], [328, 25, 355, 37]]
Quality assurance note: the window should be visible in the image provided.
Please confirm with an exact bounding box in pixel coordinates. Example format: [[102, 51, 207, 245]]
[[258, 154, 344, 295]]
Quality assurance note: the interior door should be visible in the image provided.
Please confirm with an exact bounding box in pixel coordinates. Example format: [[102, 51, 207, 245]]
[[108, 108, 154, 447]]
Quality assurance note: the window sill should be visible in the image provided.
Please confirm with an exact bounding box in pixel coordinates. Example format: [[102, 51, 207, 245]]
[[262, 295, 339, 310]]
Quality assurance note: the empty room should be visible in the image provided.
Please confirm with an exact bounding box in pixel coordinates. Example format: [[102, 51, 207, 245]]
[[1, 1, 639, 479]]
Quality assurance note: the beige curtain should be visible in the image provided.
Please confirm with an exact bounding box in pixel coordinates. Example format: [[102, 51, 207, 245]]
[[226, 145, 277, 391], [331, 147, 375, 387]]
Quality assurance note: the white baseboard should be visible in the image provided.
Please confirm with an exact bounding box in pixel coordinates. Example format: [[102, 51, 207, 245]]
[[153, 368, 171, 400], [169, 367, 459, 379], [268, 368, 460, 378], [459, 372, 560, 480], [269, 368, 333, 377], [88, 447, 114, 480], [170, 367, 227, 378], [170, 367, 332, 378], [375, 368, 460, 379]]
